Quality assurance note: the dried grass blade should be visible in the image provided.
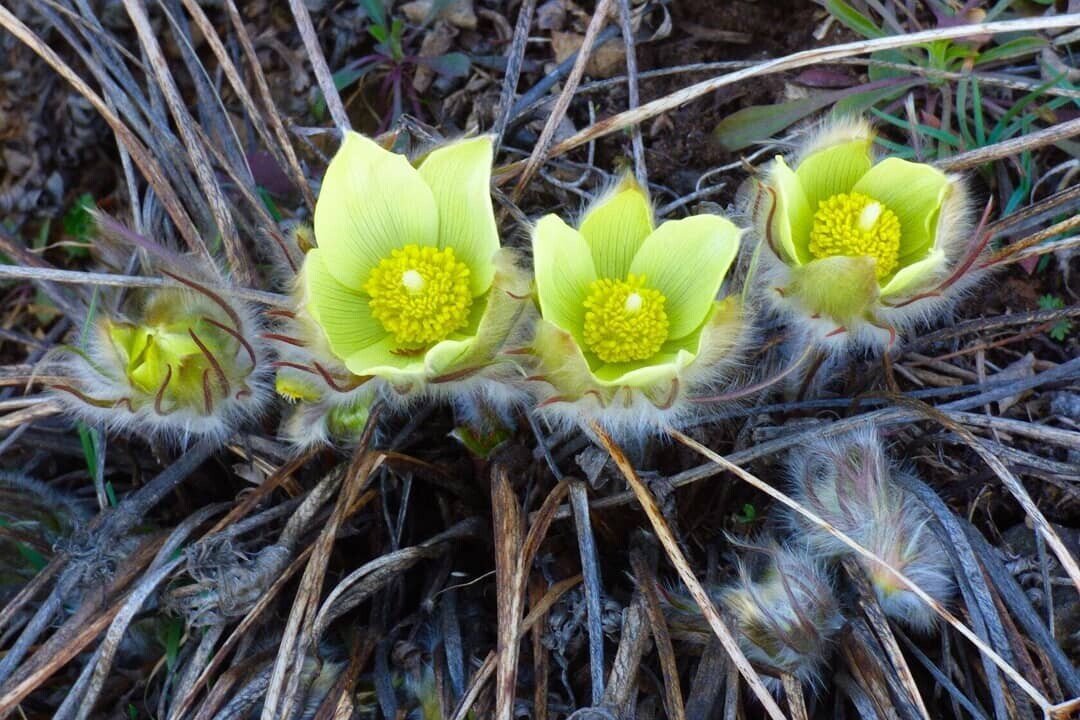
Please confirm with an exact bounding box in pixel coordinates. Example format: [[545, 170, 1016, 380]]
[[0, 4, 207, 259], [569, 479, 607, 704], [451, 575, 582, 720], [603, 594, 649, 713], [221, 0, 316, 211], [630, 549, 687, 720], [260, 416, 382, 720], [889, 397, 1080, 593], [780, 674, 808, 720], [491, 465, 525, 720], [0, 264, 290, 308], [121, 0, 251, 283], [843, 558, 931, 720], [593, 423, 787, 720]]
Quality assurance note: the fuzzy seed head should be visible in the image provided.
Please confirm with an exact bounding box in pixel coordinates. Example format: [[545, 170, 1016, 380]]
[[582, 274, 669, 363], [363, 244, 473, 349], [809, 192, 901, 279]]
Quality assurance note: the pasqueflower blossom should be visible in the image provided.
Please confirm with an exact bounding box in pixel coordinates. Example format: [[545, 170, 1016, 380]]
[[527, 178, 747, 437], [751, 119, 974, 349], [278, 132, 529, 435], [53, 282, 269, 442]]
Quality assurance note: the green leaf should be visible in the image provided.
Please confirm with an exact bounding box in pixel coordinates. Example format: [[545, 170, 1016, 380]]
[[1039, 296, 1074, 342], [831, 79, 920, 118], [975, 36, 1048, 66], [715, 95, 839, 152], [735, 503, 757, 523], [76, 421, 98, 480], [368, 22, 388, 43], [825, 0, 884, 38], [255, 186, 282, 222], [312, 63, 378, 120], [16, 543, 47, 572], [62, 193, 96, 240], [163, 617, 183, 672], [420, 52, 471, 79], [867, 49, 916, 82], [869, 107, 963, 148], [1038, 294, 1064, 311], [716, 79, 917, 151], [359, 0, 386, 27]]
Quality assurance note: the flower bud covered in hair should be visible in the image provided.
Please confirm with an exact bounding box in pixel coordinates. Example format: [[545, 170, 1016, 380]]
[[53, 281, 270, 443], [786, 427, 954, 631]]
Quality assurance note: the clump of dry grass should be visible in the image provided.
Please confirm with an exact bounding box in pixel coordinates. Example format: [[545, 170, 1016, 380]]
[[0, 1, 1078, 718]]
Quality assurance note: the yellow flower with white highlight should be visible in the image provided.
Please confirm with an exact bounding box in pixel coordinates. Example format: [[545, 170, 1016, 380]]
[[277, 132, 529, 443], [751, 119, 975, 349], [526, 177, 747, 438]]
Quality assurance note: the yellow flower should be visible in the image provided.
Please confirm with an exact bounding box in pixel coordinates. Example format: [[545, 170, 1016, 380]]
[[755, 119, 971, 347], [528, 178, 746, 435], [289, 132, 528, 406]]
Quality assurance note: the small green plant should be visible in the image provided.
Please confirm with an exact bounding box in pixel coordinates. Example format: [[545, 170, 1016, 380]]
[[1038, 294, 1074, 342], [61, 192, 95, 258], [734, 503, 758, 524], [715, 0, 1077, 171], [315, 0, 471, 128]]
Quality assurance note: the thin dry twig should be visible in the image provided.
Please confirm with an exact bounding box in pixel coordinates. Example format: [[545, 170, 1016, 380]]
[[592, 422, 787, 720]]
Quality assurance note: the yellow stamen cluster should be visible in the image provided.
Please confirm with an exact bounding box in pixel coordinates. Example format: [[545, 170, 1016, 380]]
[[809, 192, 901, 279], [582, 274, 669, 364], [364, 244, 473, 349]]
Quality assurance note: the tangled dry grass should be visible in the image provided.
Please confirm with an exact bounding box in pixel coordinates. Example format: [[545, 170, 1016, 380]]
[[0, 0, 1078, 718]]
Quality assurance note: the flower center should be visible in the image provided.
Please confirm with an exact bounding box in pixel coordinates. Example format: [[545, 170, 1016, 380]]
[[582, 274, 669, 364], [809, 192, 901, 279], [364, 244, 473, 349]]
